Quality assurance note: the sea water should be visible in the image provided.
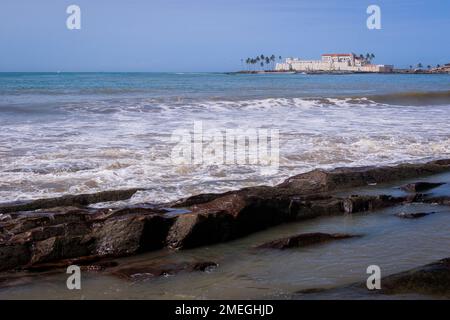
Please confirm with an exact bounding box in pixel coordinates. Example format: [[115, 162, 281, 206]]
[[0, 72, 449, 204]]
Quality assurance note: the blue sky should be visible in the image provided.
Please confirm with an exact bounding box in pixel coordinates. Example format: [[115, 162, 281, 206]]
[[0, 0, 448, 71]]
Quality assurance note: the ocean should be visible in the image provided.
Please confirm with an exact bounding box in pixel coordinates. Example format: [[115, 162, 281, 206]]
[[1, 72, 450, 204]]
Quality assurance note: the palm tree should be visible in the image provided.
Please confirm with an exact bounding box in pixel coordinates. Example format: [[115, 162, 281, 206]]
[[270, 55, 276, 69], [370, 53, 375, 61], [409, 65, 413, 70], [417, 63, 423, 69], [260, 61, 264, 70], [246, 58, 251, 71], [260, 54, 265, 61], [437, 64, 441, 68], [427, 65, 431, 70]]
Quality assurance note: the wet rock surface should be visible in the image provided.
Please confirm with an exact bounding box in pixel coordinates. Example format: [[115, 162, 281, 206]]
[[255, 233, 362, 250], [396, 211, 435, 219], [294, 257, 450, 298], [1, 159, 450, 274], [0, 189, 142, 214], [0, 206, 174, 271], [111, 261, 218, 281], [400, 182, 445, 193], [380, 258, 450, 296]]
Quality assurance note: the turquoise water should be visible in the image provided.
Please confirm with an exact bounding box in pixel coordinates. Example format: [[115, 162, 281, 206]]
[[0, 73, 450, 204], [1, 72, 450, 104]]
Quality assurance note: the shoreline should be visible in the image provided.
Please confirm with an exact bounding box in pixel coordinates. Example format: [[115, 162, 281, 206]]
[[1, 159, 450, 275], [1, 158, 450, 298], [227, 69, 450, 75]]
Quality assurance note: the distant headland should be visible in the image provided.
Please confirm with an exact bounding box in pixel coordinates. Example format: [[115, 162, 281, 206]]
[[233, 52, 450, 75]]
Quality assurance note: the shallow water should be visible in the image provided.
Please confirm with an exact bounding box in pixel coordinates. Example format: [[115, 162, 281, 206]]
[[1, 188, 449, 299]]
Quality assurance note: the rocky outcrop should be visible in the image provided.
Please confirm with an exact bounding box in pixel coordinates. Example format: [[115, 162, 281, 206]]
[[111, 261, 218, 281], [380, 258, 450, 296], [295, 257, 450, 298], [0, 189, 142, 214], [396, 211, 435, 219], [400, 182, 445, 193], [1, 159, 450, 272], [279, 161, 450, 193], [167, 192, 297, 249], [422, 196, 450, 206], [0, 206, 174, 271], [342, 195, 406, 213], [26, 256, 119, 272], [255, 233, 362, 250]]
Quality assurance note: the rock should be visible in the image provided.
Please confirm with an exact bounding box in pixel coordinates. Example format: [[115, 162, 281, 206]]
[[255, 233, 362, 250], [0, 188, 142, 214], [111, 261, 218, 281], [0, 244, 31, 271], [90, 213, 174, 256], [396, 211, 435, 219], [279, 161, 450, 193], [380, 258, 450, 296], [166, 193, 296, 249], [400, 182, 445, 193], [0, 207, 174, 271], [2, 159, 450, 272], [167, 179, 436, 250], [422, 196, 450, 206], [25, 255, 119, 272], [342, 195, 406, 213], [294, 257, 450, 298], [29, 235, 93, 265]]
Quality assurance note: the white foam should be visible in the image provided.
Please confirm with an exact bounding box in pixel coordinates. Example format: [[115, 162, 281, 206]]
[[1, 97, 450, 204]]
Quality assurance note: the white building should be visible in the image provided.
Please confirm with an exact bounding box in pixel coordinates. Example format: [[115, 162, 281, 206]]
[[276, 53, 393, 73]]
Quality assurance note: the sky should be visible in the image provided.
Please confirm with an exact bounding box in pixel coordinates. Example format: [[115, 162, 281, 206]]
[[0, 0, 449, 72]]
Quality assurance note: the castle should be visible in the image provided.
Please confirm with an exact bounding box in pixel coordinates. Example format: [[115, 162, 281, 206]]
[[275, 53, 393, 73]]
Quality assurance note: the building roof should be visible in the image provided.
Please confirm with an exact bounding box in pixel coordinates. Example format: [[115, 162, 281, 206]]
[[321, 53, 353, 57]]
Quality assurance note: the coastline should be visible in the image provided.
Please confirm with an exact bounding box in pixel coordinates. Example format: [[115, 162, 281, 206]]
[[2, 158, 450, 299], [228, 69, 450, 75]]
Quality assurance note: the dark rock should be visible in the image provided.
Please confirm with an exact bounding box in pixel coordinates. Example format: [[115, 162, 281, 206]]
[[295, 288, 328, 294], [380, 258, 450, 296], [422, 196, 450, 206], [0, 244, 31, 271], [279, 161, 450, 194], [342, 195, 406, 213], [396, 211, 435, 219], [400, 182, 445, 193], [89, 213, 174, 256], [111, 261, 218, 281], [255, 233, 362, 250], [0, 188, 142, 214], [0, 207, 174, 271], [30, 235, 93, 265], [25, 255, 119, 272], [166, 193, 295, 249], [294, 257, 450, 298], [2, 159, 450, 272]]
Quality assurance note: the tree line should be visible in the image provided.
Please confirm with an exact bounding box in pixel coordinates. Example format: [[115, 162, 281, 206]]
[[242, 55, 282, 71]]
